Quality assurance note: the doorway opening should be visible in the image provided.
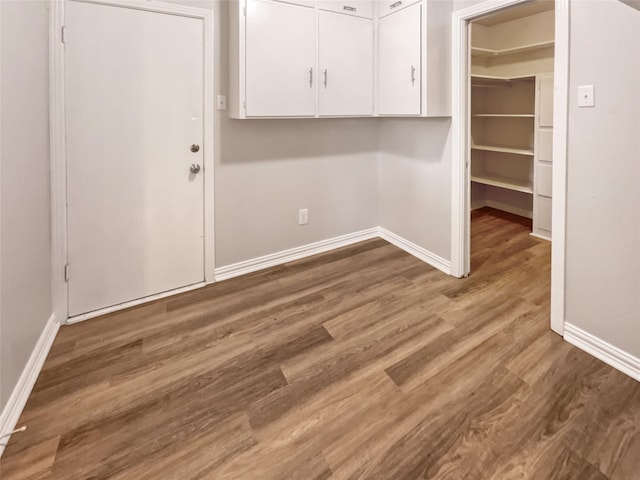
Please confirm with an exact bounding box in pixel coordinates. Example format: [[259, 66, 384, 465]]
[[470, 1, 555, 241], [451, 0, 568, 335]]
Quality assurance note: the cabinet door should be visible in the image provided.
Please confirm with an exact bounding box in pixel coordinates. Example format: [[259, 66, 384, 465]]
[[319, 0, 373, 18], [377, 3, 421, 115], [377, 0, 420, 18], [538, 75, 554, 127], [319, 12, 373, 116], [273, 0, 316, 7], [246, 0, 316, 117]]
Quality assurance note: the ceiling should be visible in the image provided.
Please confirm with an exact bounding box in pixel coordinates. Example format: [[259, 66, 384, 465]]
[[472, 0, 555, 26]]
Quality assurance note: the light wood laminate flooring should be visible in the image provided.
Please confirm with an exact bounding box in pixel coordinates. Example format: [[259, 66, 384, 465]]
[[1, 208, 639, 479]]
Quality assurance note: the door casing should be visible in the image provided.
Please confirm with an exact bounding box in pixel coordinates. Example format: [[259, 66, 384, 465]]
[[50, 0, 216, 324]]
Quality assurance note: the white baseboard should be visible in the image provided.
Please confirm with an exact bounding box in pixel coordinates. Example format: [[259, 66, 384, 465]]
[[564, 323, 640, 382], [0, 313, 60, 458], [67, 282, 207, 325], [530, 232, 551, 242], [214, 228, 380, 282], [215, 227, 453, 281], [378, 228, 451, 275], [485, 200, 533, 219], [470, 199, 533, 219]]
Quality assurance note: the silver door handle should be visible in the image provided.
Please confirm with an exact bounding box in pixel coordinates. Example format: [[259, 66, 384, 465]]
[[390, 1, 402, 8], [324, 69, 328, 88], [411, 65, 416, 86], [309, 67, 313, 88], [343, 5, 356, 11], [190, 164, 201, 174]]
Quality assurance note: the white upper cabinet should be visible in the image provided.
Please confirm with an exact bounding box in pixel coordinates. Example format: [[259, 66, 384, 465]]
[[376, 0, 420, 18], [319, 0, 373, 19], [229, 0, 452, 118], [377, 3, 421, 115], [272, 0, 317, 7], [245, 0, 316, 117], [319, 12, 373, 116]]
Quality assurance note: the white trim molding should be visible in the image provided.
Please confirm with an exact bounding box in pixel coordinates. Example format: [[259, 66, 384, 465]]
[[50, 0, 216, 324], [214, 228, 380, 282], [215, 227, 451, 283], [0, 314, 60, 458], [564, 323, 640, 383], [450, 0, 570, 334], [50, 0, 67, 323], [65, 225, 453, 321], [66, 282, 206, 324], [550, 0, 570, 336], [379, 228, 451, 275]]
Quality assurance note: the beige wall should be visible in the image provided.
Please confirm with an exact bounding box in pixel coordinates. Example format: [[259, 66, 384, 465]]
[[565, 0, 640, 357], [0, 0, 52, 408]]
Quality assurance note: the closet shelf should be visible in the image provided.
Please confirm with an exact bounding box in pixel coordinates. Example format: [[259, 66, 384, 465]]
[[471, 41, 554, 58], [471, 144, 534, 156], [471, 74, 535, 88], [472, 114, 534, 118], [471, 174, 533, 194]]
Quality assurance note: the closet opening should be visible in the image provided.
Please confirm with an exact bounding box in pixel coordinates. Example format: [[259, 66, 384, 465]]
[[468, 0, 555, 248], [467, 0, 555, 274], [452, 0, 568, 333]]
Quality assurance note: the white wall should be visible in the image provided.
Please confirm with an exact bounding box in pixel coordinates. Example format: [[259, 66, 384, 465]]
[[0, 0, 53, 409], [217, 118, 379, 265], [375, 0, 487, 262], [378, 119, 452, 259], [565, 0, 640, 358]]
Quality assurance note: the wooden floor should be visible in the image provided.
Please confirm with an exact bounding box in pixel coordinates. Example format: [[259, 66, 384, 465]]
[[2, 208, 639, 479]]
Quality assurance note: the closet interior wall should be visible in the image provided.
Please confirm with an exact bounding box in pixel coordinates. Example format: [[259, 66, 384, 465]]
[[470, 4, 555, 239]]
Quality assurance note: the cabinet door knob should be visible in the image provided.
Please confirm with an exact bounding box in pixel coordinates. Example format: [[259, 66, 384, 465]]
[[324, 69, 328, 88], [190, 164, 201, 174], [309, 67, 313, 88], [390, 1, 402, 8], [411, 65, 416, 86], [343, 5, 356, 11]]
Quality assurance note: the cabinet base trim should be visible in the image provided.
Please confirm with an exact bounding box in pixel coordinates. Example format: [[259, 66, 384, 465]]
[[564, 323, 640, 383]]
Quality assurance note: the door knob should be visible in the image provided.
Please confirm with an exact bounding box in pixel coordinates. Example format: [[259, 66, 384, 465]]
[[190, 144, 200, 153], [190, 164, 201, 174]]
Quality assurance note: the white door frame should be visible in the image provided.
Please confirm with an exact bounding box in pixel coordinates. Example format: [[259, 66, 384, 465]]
[[450, 0, 570, 335], [50, 0, 216, 324]]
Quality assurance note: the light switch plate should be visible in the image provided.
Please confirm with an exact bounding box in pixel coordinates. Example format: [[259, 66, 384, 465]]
[[216, 94, 227, 111], [578, 85, 595, 108]]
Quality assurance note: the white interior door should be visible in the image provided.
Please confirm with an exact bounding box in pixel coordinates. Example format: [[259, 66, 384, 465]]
[[65, 0, 205, 316]]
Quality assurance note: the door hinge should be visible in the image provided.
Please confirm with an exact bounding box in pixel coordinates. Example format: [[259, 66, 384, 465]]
[[61, 26, 66, 43], [64, 264, 70, 282]]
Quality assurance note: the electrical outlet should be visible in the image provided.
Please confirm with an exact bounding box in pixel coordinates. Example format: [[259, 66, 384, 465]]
[[298, 209, 308, 225]]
